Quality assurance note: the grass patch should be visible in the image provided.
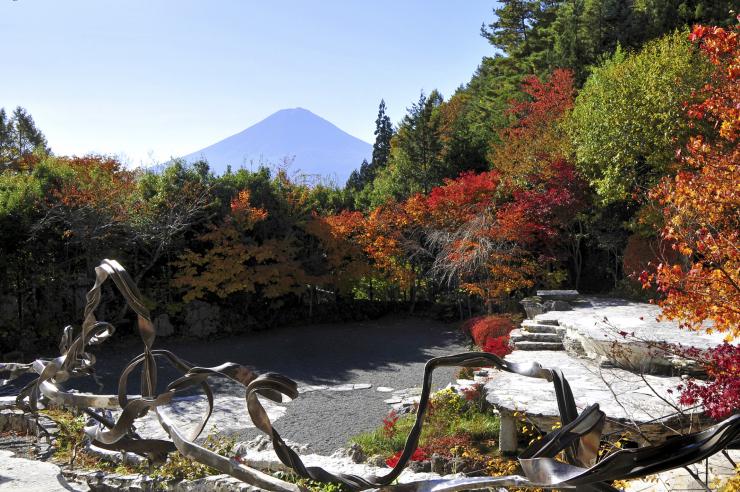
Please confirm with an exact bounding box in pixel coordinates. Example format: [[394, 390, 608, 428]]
[[349, 387, 500, 459]]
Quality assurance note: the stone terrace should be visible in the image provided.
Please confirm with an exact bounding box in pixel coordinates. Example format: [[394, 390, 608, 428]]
[[485, 296, 729, 453]]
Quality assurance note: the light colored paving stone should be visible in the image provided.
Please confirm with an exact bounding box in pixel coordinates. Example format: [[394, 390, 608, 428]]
[[624, 450, 739, 491], [0, 397, 16, 410], [536, 297, 728, 374], [298, 384, 329, 394], [537, 289, 579, 300], [0, 449, 88, 491], [110, 394, 287, 441], [513, 340, 564, 351], [376, 386, 394, 392], [327, 383, 372, 391], [485, 350, 703, 444], [510, 330, 562, 343], [523, 319, 559, 327]]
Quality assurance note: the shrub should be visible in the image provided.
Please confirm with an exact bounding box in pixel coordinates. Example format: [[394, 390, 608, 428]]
[[385, 447, 428, 468], [482, 335, 512, 357], [463, 315, 515, 347], [422, 434, 473, 458]]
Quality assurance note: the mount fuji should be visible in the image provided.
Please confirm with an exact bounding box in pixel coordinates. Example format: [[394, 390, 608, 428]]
[[180, 108, 371, 185]]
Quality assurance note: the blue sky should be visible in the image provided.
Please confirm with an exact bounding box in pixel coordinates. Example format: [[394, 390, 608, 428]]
[[1, 1, 497, 167]]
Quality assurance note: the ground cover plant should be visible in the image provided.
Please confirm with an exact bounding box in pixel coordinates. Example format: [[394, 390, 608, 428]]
[[350, 387, 500, 469]]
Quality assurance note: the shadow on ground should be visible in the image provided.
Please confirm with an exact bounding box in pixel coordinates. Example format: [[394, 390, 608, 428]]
[[54, 314, 467, 394]]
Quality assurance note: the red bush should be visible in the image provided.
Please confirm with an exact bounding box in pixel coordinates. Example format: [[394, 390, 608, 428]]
[[385, 447, 429, 468], [482, 335, 512, 357], [463, 315, 515, 347]]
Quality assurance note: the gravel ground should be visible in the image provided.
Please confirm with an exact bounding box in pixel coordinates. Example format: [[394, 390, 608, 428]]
[[4, 315, 469, 454]]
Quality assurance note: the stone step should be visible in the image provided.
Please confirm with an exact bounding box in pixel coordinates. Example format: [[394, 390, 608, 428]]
[[513, 341, 564, 351], [520, 322, 558, 334], [524, 318, 560, 326], [510, 330, 562, 343]]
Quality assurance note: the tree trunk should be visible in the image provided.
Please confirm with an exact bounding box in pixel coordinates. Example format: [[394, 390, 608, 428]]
[[408, 280, 417, 314]]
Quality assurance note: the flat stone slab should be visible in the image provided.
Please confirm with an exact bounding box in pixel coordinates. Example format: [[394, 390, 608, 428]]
[[535, 297, 728, 374], [513, 341, 564, 350], [0, 449, 88, 491], [0, 397, 16, 410], [299, 383, 372, 393], [536, 290, 580, 300], [624, 449, 739, 491], [485, 350, 700, 442], [110, 394, 286, 441], [327, 383, 372, 392]]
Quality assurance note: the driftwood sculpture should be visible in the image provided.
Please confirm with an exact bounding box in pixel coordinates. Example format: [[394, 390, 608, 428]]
[[1, 259, 738, 491]]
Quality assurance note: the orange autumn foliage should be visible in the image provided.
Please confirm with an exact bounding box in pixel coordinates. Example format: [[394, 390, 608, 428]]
[[642, 24, 739, 338], [173, 190, 307, 302], [52, 156, 138, 224]]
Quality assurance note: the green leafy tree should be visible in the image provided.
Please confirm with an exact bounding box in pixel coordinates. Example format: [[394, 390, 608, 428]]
[[569, 31, 710, 203]]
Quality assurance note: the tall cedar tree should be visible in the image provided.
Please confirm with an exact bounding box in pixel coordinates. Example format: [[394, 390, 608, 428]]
[[481, 1, 539, 56], [346, 100, 394, 191]]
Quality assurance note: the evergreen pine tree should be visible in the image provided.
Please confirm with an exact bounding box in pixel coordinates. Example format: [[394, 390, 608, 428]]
[[481, 0, 539, 56], [346, 165, 364, 191], [0, 109, 10, 164], [346, 100, 394, 191], [371, 99, 393, 172], [0, 106, 49, 167], [395, 90, 446, 194]]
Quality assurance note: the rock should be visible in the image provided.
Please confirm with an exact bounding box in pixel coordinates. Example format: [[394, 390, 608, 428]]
[[520, 297, 545, 319], [408, 460, 431, 472], [445, 457, 469, 474], [347, 443, 366, 463], [109, 394, 286, 441], [328, 383, 372, 391], [183, 300, 221, 338], [299, 384, 329, 393], [430, 453, 445, 474], [536, 290, 579, 301], [154, 314, 175, 337], [376, 387, 394, 392], [485, 350, 710, 448], [541, 297, 726, 374], [366, 454, 387, 467], [545, 300, 572, 311], [0, 449, 89, 491]]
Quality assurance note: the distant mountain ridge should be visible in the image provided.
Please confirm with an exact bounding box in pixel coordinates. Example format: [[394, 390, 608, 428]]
[[179, 108, 371, 184]]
